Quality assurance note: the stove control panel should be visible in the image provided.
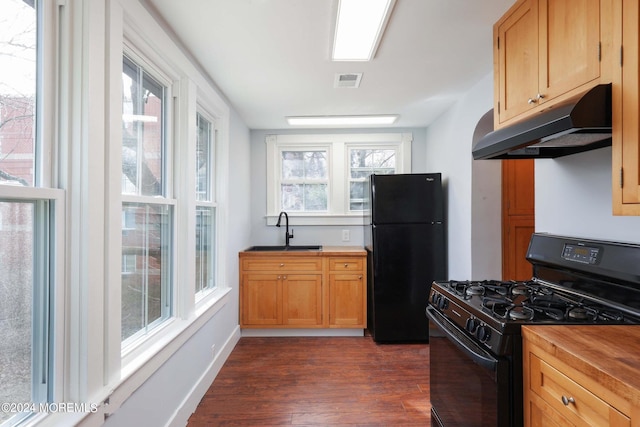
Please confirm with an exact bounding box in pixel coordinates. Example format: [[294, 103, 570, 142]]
[[562, 243, 601, 265], [429, 287, 503, 353]]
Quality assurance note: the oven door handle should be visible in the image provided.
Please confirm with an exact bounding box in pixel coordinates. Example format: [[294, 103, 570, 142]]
[[426, 306, 498, 371]]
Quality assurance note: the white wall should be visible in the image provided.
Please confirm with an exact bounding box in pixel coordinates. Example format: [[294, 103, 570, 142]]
[[247, 128, 428, 248], [536, 147, 640, 243], [103, 109, 251, 427], [423, 71, 640, 286], [424, 73, 501, 280]]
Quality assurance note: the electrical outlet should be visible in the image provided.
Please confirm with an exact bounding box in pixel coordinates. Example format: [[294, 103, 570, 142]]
[[342, 229, 350, 242]]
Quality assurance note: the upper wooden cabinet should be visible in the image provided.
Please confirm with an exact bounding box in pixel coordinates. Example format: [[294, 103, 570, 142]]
[[494, 0, 611, 128], [612, 0, 640, 215]]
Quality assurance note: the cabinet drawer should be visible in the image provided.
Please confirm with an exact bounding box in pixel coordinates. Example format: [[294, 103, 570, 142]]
[[242, 257, 322, 272], [529, 353, 629, 427], [328, 257, 363, 271]]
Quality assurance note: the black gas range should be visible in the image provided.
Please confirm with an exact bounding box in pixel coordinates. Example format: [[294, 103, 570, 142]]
[[426, 233, 640, 427]]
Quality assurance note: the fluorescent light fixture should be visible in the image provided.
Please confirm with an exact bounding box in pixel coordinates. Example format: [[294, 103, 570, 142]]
[[286, 115, 398, 126], [332, 0, 396, 61]]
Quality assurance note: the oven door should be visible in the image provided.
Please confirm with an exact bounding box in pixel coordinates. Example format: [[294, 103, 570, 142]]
[[426, 306, 511, 426]]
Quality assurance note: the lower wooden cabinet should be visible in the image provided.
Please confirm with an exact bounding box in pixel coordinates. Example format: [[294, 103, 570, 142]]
[[241, 273, 322, 326], [328, 257, 365, 327], [239, 249, 366, 329], [522, 326, 638, 427]]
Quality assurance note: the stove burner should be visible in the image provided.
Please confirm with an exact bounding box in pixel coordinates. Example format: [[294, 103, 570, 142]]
[[511, 285, 530, 296], [568, 307, 589, 320], [508, 306, 534, 321], [466, 285, 485, 296], [434, 276, 638, 327]]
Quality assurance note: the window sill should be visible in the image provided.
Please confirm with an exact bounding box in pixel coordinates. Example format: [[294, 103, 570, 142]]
[[265, 214, 365, 226], [121, 287, 230, 379]]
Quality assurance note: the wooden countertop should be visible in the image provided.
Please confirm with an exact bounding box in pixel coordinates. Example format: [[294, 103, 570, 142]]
[[522, 325, 640, 408], [239, 245, 366, 256]]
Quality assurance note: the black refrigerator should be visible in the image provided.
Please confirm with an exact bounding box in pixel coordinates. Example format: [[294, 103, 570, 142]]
[[364, 173, 446, 342]]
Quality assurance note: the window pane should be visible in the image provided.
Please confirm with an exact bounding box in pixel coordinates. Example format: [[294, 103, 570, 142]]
[[349, 181, 366, 211], [122, 56, 164, 196], [350, 149, 395, 177], [196, 113, 212, 201], [282, 183, 327, 211], [0, 201, 34, 424], [0, 0, 37, 187], [282, 151, 327, 180], [196, 206, 215, 294], [121, 203, 172, 342], [349, 148, 396, 211]]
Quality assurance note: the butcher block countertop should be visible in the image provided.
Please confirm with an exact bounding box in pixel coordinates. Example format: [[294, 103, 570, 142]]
[[522, 325, 640, 409], [239, 246, 366, 256]]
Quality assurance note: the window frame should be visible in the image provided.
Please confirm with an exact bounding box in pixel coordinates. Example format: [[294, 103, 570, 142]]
[[266, 133, 412, 226], [119, 46, 177, 354], [194, 109, 218, 299], [111, 11, 232, 376], [0, 1, 65, 422], [279, 145, 331, 213]]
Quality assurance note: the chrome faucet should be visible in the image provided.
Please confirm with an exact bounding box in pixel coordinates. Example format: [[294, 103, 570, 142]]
[[276, 211, 294, 247]]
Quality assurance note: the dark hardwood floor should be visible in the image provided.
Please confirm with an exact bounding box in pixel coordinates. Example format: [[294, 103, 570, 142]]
[[187, 336, 431, 426]]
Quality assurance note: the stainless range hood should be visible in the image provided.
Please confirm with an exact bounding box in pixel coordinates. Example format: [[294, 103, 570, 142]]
[[472, 84, 612, 160]]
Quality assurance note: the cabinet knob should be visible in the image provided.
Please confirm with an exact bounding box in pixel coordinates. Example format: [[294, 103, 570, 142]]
[[537, 93, 545, 100], [359, 275, 362, 279], [527, 97, 537, 104], [561, 395, 575, 406], [282, 275, 287, 280], [280, 263, 285, 267], [344, 263, 349, 268], [277, 275, 281, 279]]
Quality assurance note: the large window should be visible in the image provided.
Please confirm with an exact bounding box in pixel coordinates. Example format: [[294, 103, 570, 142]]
[[121, 54, 173, 344], [0, 1, 62, 425], [195, 112, 216, 296], [266, 133, 411, 225]]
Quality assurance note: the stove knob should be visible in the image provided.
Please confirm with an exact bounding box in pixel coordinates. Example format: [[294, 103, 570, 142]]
[[431, 293, 439, 305], [437, 296, 449, 310], [476, 325, 491, 342], [465, 318, 479, 333]]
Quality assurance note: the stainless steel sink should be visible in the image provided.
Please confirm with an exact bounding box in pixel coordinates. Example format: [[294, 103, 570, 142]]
[[245, 245, 322, 252]]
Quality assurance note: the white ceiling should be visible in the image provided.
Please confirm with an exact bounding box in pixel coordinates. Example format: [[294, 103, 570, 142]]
[[144, 0, 515, 130]]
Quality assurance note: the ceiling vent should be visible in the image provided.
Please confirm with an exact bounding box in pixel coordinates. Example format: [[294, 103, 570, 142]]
[[334, 73, 363, 88]]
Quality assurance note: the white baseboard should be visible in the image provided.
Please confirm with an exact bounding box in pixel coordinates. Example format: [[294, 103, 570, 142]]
[[166, 325, 242, 427], [240, 328, 365, 337]]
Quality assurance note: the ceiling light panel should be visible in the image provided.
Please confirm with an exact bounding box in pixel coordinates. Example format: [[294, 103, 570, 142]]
[[286, 115, 398, 126], [332, 0, 396, 61]]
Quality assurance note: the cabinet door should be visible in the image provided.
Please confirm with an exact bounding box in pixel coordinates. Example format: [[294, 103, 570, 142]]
[[503, 159, 535, 216], [495, 0, 539, 125], [613, 0, 640, 214], [539, 0, 601, 101], [282, 274, 322, 326], [329, 273, 364, 327], [241, 274, 281, 325]]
